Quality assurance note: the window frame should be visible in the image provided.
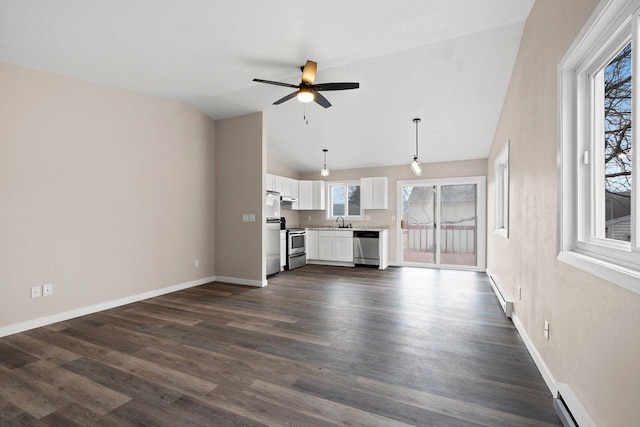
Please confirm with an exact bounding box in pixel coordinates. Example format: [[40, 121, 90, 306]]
[[326, 181, 363, 220], [494, 140, 510, 238], [559, 0, 640, 294]]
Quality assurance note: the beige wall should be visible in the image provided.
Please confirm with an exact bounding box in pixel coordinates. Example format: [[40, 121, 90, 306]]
[[0, 62, 216, 330], [487, 0, 640, 424], [267, 154, 300, 179], [299, 159, 486, 263], [215, 112, 265, 284]]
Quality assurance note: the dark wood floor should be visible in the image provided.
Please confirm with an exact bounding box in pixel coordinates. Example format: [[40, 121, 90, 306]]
[[0, 265, 560, 426]]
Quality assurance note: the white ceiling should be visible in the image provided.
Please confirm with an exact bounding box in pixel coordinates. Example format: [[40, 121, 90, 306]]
[[0, 0, 534, 172]]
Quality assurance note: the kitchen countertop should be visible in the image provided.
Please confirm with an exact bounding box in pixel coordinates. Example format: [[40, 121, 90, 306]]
[[298, 225, 389, 231]]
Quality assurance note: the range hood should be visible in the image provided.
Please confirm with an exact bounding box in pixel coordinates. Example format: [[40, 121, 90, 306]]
[[281, 196, 297, 203]]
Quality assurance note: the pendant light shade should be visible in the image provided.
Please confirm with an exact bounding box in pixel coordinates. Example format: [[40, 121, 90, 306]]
[[411, 156, 421, 176], [411, 118, 422, 176], [320, 149, 330, 176]]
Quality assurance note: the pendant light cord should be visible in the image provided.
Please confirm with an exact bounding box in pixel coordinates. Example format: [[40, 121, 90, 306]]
[[413, 118, 421, 159], [415, 120, 419, 158]]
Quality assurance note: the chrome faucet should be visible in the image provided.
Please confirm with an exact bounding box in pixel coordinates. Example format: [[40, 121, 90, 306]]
[[336, 216, 345, 228]]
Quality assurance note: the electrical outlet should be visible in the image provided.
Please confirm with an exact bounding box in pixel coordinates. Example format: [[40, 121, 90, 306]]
[[391, 215, 395, 221], [43, 283, 53, 297], [365, 215, 371, 221], [544, 320, 550, 340], [31, 286, 42, 299], [308, 216, 311, 220], [194, 259, 199, 268], [518, 287, 522, 300]]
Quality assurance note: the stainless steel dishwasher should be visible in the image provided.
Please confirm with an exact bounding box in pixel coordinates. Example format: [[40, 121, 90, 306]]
[[353, 230, 380, 266]]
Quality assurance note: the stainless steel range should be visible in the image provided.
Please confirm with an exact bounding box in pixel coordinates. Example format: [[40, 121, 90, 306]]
[[286, 228, 306, 270]]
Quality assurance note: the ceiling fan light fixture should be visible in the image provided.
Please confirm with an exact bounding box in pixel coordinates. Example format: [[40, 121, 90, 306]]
[[410, 118, 422, 176], [321, 148, 330, 177], [297, 87, 314, 103], [254, 60, 358, 108]]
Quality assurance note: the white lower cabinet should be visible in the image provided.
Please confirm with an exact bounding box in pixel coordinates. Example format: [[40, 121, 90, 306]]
[[316, 230, 353, 263], [306, 230, 318, 260], [334, 236, 354, 262], [280, 230, 286, 270], [318, 236, 334, 260]]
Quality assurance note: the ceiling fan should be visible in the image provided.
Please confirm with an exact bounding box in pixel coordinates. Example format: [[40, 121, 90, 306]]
[[253, 60, 359, 108]]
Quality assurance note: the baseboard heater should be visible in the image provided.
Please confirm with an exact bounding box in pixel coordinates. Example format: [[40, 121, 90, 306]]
[[488, 274, 513, 318], [554, 394, 579, 427]]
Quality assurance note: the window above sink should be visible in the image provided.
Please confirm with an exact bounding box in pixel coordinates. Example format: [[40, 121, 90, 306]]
[[327, 181, 362, 220]]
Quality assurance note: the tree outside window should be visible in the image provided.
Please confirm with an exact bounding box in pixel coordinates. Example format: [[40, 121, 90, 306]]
[[328, 183, 361, 218], [603, 41, 632, 242]]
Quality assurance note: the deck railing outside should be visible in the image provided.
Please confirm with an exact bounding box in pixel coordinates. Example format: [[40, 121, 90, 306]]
[[404, 223, 476, 254]]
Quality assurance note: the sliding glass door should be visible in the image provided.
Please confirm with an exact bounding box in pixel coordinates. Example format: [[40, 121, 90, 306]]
[[397, 177, 485, 270]]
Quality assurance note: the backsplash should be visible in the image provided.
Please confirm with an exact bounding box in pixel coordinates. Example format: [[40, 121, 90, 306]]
[[299, 209, 393, 230]]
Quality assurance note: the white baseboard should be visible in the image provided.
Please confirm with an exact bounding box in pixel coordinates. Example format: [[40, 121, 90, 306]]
[[0, 275, 216, 338], [215, 275, 267, 288], [513, 313, 598, 424], [511, 313, 559, 397], [557, 382, 597, 427], [486, 271, 513, 318], [484, 273, 596, 426], [305, 260, 354, 267]]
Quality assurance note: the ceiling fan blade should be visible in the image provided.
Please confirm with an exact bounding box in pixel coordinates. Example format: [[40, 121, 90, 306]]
[[313, 82, 360, 91], [301, 60, 317, 84], [273, 90, 300, 105], [253, 78, 299, 89], [313, 90, 332, 108]]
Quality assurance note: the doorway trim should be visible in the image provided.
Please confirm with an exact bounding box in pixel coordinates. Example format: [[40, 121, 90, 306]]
[[396, 176, 486, 271]]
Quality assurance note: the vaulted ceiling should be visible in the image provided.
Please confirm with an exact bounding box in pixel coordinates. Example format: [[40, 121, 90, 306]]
[[0, 0, 534, 172]]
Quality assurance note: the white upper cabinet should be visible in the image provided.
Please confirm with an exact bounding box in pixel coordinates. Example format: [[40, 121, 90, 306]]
[[312, 180, 325, 210], [361, 177, 388, 210], [266, 173, 276, 192], [269, 174, 298, 199], [298, 181, 312, 209], [267, 173, 301, 209], [274, 175, 286, 196], [290, 178, 299, 209], [297, 180, 325, 210]]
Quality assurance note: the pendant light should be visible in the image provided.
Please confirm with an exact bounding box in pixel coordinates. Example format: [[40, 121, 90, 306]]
[[320, 148, 330, 177], [410, 118, 422, 176]]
